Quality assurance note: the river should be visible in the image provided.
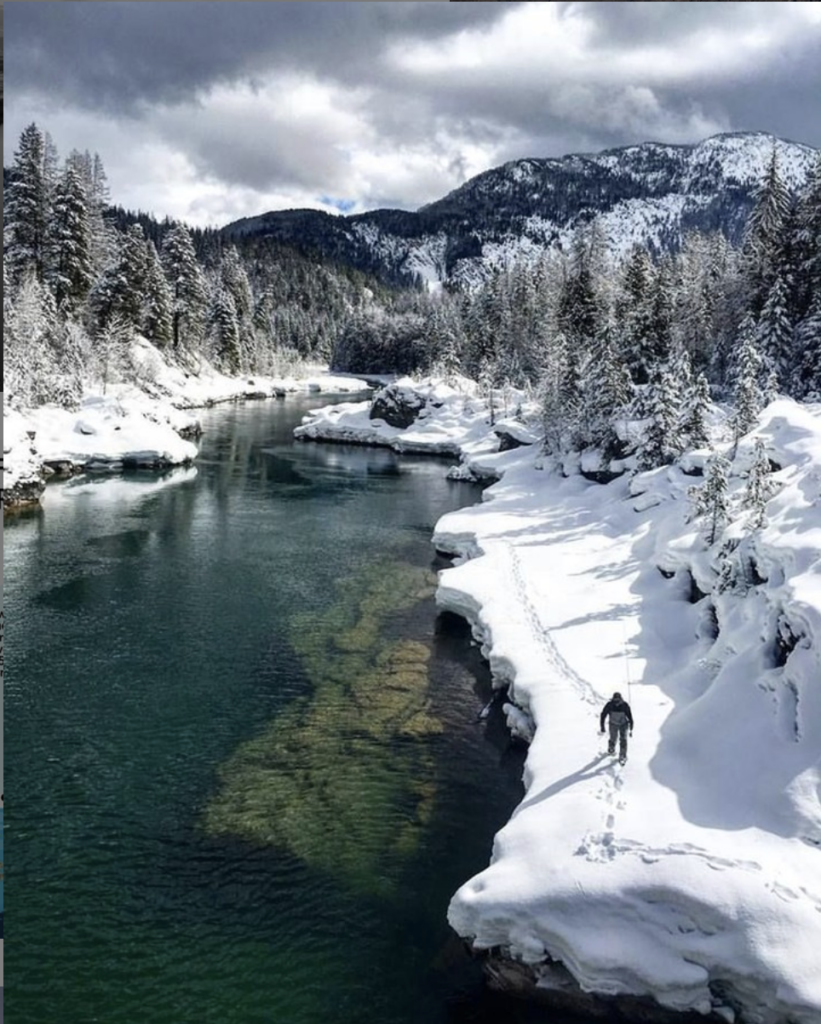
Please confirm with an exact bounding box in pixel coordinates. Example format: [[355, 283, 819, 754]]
[[3, 394, 576, 1024]]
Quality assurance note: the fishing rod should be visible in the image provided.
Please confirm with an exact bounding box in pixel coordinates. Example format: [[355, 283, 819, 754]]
[[622, 621, 633, 706]]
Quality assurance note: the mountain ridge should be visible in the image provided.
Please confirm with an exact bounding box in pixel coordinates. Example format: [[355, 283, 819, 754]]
[[222, 131, 819, 287]]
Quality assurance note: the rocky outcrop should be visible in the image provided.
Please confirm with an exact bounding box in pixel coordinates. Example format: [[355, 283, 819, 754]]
[[369, 383, 427, 428], [2, 472, 47, 511], [481, 950, 730, 1024]]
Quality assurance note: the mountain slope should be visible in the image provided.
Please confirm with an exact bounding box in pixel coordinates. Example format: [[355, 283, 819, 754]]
[[223, 132, 818, 287]]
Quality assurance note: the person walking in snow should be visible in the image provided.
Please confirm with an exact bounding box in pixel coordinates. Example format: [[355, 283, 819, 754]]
[[600, 691, 633, 764]]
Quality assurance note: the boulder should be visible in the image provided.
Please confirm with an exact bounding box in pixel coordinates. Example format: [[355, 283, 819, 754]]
[[369, 383, 427, 428], [494, 421, 538, 452]]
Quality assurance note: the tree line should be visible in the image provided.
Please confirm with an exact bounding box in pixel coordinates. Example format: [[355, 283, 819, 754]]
[[3, 123, 396, 407], [4, 122, 820, 482]]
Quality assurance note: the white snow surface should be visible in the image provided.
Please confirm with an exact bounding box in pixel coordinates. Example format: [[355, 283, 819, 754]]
[[3, 407, 44, 490], [297, 383, 821, 1023], [25, 393, 199, 471]]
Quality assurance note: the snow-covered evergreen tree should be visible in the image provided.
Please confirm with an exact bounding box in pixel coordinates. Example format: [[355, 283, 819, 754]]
[[796, 294, 821, 399], [689, 454, 731, 545], [89, 223, 148, 331], [539, 331, 576, 455], [616, 245, 655, 384], [742, 437, 777, 531], [210, 289, 242, 374], [142, 240, 174, 348], [679, 371, 711, 449], [636, 366, 683, 470], [47, 164, 93, 311], [161, 223, 208, 351], [742, 148, 792, 317], [5, 123, 54, 284], [757, 274, 794, 388], [580, 319, 632, 454], [731, 316, 765, 440]]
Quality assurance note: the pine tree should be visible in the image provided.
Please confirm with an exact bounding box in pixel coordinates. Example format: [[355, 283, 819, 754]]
[[210, 289, 241, 374], [557, 229, 602, 353], [142, 240, 174, 348], [742, 148, 792, 317], [616, 245, 655, 384], [5, 123, 54, 283], [796, 294, 821, 399], [539, 331, 576, 455], [742, 437, 777, 530], [47, 164, 93, 311], [161, 223, 208, 351], [581, 319, 632, 453], [65, 148, 114, 275], [731, 316, 765, 440], [220, 246, 255, 370], [757, 274, 793, 388], [680, 371, 711, 449], [89, 223, 148, 331], [636, 366, 683, 470], [689, 454, 731, 545], [794, 154, 821, 322]]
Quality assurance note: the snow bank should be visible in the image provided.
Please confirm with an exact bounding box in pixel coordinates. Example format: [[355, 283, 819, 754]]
[[2, 336, 373, 509], [129, 335, 372, 408], [295, 382, 821, 1021], [19, 394, 197, 474], [432, 398, 821, 1023]]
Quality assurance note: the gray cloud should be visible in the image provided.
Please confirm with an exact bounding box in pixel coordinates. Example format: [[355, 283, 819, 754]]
[[4, 2, 820, 225], [4, 2, 506, 112]]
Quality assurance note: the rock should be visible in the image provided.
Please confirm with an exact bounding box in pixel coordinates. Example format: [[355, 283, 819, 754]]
[[177, 422, 203, 441], [481, 950, 729, 1024], [369, 383, 427, 428], [2, 475, 46, 511], [494, 420, 538, 452], [42, 459, 82, 477]]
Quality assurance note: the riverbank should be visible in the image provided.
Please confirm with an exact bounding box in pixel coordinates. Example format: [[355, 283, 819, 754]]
[[296, 382, 821, 1024], [2, 335, 372, 511]]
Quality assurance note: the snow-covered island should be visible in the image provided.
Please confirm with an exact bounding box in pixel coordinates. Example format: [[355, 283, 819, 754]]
[[2, 335, 372, 511], [296, 380, 821, 1024]]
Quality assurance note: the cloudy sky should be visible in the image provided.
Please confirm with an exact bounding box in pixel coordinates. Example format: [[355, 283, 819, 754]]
[[4, 2, 820, 227]]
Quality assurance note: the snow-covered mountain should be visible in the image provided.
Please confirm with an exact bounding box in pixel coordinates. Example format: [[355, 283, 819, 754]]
[[223, 132, 818, 287]]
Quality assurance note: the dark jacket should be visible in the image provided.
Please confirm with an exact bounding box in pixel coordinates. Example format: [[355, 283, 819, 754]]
[[600, 698, 633, 731]]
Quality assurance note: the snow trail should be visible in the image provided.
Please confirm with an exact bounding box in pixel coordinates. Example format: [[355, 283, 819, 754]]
[[506, 542, 600, 708]]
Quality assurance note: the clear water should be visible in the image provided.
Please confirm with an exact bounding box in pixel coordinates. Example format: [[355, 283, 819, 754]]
[[4, 395, 579, 1024]]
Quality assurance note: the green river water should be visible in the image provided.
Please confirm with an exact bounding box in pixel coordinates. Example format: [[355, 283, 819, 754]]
[[3, 395, 578, 1024]]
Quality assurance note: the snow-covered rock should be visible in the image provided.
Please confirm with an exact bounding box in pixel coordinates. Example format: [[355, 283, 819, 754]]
[[369, 379, 428, 428], [2, 407, 46, 509]]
